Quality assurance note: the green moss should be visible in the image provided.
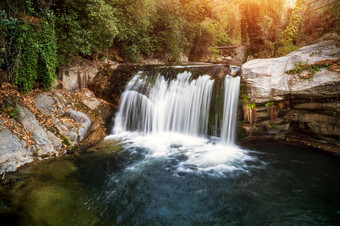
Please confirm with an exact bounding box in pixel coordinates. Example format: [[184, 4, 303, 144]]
[[57, 132, 70, 146]]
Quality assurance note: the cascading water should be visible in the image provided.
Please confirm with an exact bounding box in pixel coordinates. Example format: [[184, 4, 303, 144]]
[[114, 72, 214, 136], [113, 66, 240, 145], [108, 65, 249, 176], [221, 76, 241, 145]]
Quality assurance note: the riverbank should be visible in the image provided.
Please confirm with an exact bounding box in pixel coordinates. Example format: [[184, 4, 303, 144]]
[[0, 82, 114, 174]]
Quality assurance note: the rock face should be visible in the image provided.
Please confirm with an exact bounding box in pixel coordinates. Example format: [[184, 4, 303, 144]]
[[58, 59, 119, 92], [242, 41, 340, 103], [240, 41, 340, 153], [0, 88, 110, 174], [59, 61, 100, 92]]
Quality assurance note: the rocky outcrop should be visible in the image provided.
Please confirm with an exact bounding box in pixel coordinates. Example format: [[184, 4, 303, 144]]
[[0, 88, 113, 174], [240, 41, 340, 155], [58, 59, 118, 92], [242, 41, 340, 103], [17, 104, 58, 155]]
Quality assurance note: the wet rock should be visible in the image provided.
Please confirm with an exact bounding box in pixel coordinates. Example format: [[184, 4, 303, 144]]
[[17, 104, 56, 155], [285, 110, 338, 124], [0, 119, 32, 174], [66, 109, 92, 142], [307, 122, 340, 136]]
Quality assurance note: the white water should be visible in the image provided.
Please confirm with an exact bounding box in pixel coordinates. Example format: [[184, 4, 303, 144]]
[[110, 68, 246, 175], [221, 76, 241, 145], [114, 72, 215, 136]]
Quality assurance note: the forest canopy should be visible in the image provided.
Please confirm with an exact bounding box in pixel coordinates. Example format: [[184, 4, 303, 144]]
[[0, 0, 339, 93]]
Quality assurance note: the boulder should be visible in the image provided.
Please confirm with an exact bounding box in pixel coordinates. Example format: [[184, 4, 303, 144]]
[[242, 41, 340, 103], [66, 109, 91, 142], [17, 104, 56, 155], [0, 119, 33, 173], [34, 93, 65, 116], [52, 117, 78, 145]]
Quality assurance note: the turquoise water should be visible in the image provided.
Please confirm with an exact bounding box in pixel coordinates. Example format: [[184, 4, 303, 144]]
[[0, 137, 339, 226]]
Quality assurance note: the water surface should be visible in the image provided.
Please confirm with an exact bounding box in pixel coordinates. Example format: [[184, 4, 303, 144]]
[[0, 134, 339, 226]]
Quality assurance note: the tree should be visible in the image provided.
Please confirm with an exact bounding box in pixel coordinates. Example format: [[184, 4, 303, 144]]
[[56, 0, 118, 63]]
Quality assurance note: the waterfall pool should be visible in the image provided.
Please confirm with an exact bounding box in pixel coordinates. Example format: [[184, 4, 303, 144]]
[[0, 136, 339, 225], [1, 66, 339, 225]]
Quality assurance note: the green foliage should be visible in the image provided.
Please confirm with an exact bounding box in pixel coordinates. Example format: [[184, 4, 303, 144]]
[[286, 61, 329, 79], [281, 0, 305, 45], [152, 0, 183, 62], [111, 0, 157, 62], [13, 23, 39, 93], [266, 123, 277, 128], [37, 15, 58, 91], [56, 9, 91, 63], [56, 0, 118, 63], [248, 103, 256, 109], [2, 2, 57, 93], [265, 102, 275, 108], [275, 42, 300, 57], [5, 106, 20, 119], [240, 94, 250, 104], [58, 132, 70, 146], [0, 10, 21, 77]]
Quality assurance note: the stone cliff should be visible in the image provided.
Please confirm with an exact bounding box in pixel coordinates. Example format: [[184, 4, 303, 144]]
[[240, 41, 340, 155]]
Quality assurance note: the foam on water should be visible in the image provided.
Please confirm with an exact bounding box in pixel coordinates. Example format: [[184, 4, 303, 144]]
[[110, 67, 249, 176], [106, 132, 256, 176]]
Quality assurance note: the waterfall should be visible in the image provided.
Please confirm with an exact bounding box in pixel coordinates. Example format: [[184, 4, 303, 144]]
[[113, 67, 240, 145], [220, 76, 241, 145]]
